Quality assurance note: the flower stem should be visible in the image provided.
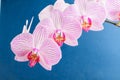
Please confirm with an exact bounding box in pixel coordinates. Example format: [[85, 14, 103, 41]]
[[105, 19, 120, 28]]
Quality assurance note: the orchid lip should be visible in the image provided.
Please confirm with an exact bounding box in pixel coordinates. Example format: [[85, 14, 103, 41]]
[[53, 29, 65, 46], [80, 16, 92, 32], [27, 49, 40, 67]]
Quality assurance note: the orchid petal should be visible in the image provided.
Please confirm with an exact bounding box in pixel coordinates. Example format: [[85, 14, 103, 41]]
[[40, 19, 57, 40], [39, 39, 62, 70], [74, 0, 87, 14], [63, 4, 80, 17], [62, 16, 82, 39], [86, 2, 106, 23], [40, 19, 55, 31], [90, 20, 104, 31], [14, 53, 28, 62], [33, 23, 48, 49], [11, 33, 33, 56], [64, 33, 79, 46], [38, 5, 53, 21], [50, 10, 63, 29], [39, 54, 52, 70], [54, 0, 70, 12]]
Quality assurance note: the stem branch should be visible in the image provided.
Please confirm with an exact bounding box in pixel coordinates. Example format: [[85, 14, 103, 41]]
[[105, 19, 120, 28]]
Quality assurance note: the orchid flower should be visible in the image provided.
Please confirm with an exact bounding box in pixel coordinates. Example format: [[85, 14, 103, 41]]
[[64, 0, 106, 32], [39, 0, 82, 46], [10, 20, 62, 71], [105, 0, 120, 21]]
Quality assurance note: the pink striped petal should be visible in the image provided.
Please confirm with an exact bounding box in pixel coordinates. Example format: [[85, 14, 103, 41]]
[[64, 33, 78, 46], [40, 19, 56, 39], [39, 54, 52, 70], [39, 39, 62, 70], [50, 10, 63, 29], [14, 53, 29, 62], [63, 4, 80, 18], [40, 19, 55, 31], [33, 23, 48, 49], [38, 5, 53, 21], [62, 16, 82, 40], [11, 33, 33, 56], [74, 0, 87, 14], [90, 20, 104, 31], [86, 2, 106, 23], [54, 0, 70, 12]]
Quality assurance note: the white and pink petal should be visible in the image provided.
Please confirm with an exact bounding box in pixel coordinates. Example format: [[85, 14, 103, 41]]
[[50, 10, 63, 29], [33, 23, 48, 49], [54, 0, 70, 12], [86, 1, 106, 23], [62, 16, 82, 39], [14, 53, 29, 62], [90, 20, 104, 31], [39, 39, 62, 70], [74, 0, 87, 15], [64, 33, 79, 46], [38, 5, 53, 21], [63, 4, 80, 18], [10, 33, 33, 57]]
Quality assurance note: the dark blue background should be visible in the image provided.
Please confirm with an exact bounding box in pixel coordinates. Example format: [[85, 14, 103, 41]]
[[1, 0, 120, 80]]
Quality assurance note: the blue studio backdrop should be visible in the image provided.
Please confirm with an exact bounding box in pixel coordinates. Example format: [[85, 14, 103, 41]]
[[1, 0, 120, 80]]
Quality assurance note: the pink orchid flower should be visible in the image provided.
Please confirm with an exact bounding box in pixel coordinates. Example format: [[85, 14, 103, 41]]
[[105, 0, 120, 21], [10, 20, 62, 71], [64, 0, 106, 32], [39, 0, 82, 47], [39, 10, 82, 47]]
